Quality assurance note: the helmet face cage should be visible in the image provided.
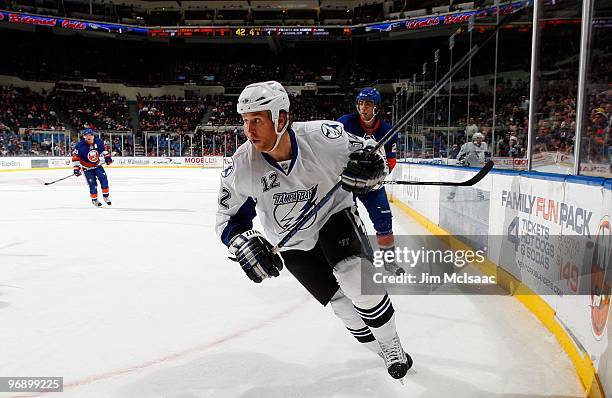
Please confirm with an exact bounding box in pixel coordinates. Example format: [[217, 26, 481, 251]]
[[355, 87, 381, 121], [237, 81, 290, 152]]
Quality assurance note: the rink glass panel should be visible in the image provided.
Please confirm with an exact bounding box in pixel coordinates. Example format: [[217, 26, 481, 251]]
[[394, 1, 533, 168], [529, 0, 582, 174], [578, 0, 611, 178]]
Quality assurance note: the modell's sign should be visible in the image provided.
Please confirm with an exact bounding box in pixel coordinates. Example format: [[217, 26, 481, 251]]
[[184, 157, 219, 164]]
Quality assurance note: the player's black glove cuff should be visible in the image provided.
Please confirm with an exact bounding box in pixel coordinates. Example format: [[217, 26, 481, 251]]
[[229, 230, 283, 283], [341, 148, 387, 195]]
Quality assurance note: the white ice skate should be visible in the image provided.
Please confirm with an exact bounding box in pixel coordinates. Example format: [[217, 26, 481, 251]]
[[91, 199, 102, 207], [103, 196, 112, 206], [379, 333, 412, 380]]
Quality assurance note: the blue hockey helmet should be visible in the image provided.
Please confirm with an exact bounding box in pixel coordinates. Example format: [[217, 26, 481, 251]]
[[356, 87, 381, 122], [356, 87, 381, 107], [83, 128, 95, 136]]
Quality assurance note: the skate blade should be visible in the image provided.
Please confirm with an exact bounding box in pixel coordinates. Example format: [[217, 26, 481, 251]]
[[398, 368, 416, 385]]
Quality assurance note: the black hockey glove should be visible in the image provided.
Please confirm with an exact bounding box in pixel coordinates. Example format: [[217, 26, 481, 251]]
[[341, 148, 387, 195], [228, 230, 283, 283]]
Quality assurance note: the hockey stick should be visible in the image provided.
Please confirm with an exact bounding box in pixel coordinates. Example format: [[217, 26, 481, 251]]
[[40, 157, 110, 186], [384, 160, 494, 186], [41, 174, 74, 186], [272, 5, 528, 253]]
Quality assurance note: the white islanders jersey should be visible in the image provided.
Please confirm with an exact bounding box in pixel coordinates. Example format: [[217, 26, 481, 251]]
[[215, 120, 373, 252]]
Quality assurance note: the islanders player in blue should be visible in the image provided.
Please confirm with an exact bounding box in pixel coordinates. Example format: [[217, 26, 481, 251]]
[[338, 88, 404, 275], [71, 128, 113, 207]]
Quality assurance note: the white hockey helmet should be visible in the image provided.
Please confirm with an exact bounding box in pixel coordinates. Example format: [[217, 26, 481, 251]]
[[237, 81, 290, 152], [472, 132, 484, 141]]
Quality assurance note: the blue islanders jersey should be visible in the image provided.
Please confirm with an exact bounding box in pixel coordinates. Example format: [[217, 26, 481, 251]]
[[337, 113, 397, 170], [71, 138, 110, 169]]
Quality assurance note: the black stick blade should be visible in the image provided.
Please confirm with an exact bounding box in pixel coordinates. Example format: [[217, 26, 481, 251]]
[[386, 160, 494, 187], [460, 160, 494, 186], [41, 174, 74, 186]]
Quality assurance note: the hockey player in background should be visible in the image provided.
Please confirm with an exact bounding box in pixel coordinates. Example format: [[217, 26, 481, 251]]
[[448, 132, 488, 200], [72, 128, 113, 207], [457, 132, 488, 167], [215, 81, 412, 380], [338, 88, 404, 276]]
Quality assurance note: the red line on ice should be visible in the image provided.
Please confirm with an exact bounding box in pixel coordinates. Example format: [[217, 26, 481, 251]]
[[11, 295, 310, 398]]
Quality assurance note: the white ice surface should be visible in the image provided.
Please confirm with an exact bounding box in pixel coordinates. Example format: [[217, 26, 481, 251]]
[[0, 168, 583, 398]]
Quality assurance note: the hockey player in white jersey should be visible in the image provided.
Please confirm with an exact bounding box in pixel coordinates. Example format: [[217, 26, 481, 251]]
[[457, 132, 488, 167], [215, 81, 412, 379], [448, 132, 488, 200]]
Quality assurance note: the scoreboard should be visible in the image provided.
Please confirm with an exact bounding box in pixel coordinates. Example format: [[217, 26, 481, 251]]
[[148, 26, 351, 38], [149, 27, 233, 37]]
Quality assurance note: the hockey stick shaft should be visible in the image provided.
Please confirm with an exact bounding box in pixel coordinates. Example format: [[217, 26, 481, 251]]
[[273, 5, 527, 253], [43, 174, 74, 185], [384, 160, 494, 186], [274, 160, 492, 252], [42, 159, 109, 185], [273, 180, 342, 253]]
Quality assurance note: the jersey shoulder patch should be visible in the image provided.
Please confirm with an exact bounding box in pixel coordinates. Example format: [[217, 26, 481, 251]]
[[221, 142, 252, 179], [319, 121, 344, 140], [221, 157, 235, 178]]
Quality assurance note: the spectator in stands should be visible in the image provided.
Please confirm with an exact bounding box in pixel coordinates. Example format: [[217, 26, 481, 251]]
[[448, 143, 460, 160], [139, 95, 207, 133], [0, 86, 64, 131], [520, 96, 529, 112], [465, 117, 478, 139], [53, 89, 131, 132]]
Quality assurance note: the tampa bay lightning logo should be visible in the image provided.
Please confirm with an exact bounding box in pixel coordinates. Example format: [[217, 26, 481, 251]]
[[221, 157, 234, 178], [321, 123, 343, 139], [273, 185, 318, 233]]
